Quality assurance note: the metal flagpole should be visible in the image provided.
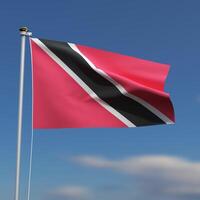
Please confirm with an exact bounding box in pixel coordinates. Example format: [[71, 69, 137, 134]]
[[14, 27, 32, 200]]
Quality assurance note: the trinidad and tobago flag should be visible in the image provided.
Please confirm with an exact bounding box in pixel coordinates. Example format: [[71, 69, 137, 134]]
[[30, 38, 175, 128]]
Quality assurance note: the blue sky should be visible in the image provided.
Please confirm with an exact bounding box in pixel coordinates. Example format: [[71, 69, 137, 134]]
[[0, 0, 200, 200]]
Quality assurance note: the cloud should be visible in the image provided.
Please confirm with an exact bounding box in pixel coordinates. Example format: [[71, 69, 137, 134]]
[[50, 185, 91, 200], [197, 95, 200, 103], [72, 155, 200, 199], [72, 155, 112, 168]]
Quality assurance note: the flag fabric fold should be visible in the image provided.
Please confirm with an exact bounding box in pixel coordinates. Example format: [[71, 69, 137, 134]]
[[30, 38, 175, 128]]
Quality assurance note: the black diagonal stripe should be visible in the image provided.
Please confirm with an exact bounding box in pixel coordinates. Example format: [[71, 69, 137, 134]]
[[39, 38, 165, 126]]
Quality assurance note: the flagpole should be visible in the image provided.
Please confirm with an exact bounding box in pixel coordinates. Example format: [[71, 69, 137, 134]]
[[14, 27, 32, 200]]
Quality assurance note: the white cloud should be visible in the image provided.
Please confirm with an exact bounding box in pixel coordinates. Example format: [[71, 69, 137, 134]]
[[197, 95, 200, 103], [51, 185, 91, 199], [72, 155, 200, 198], [72, 155, 112, 168]]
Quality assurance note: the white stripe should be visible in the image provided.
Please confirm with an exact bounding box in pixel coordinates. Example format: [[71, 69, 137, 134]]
[[69, 43, 174, 125], [31, 38, 135, 127], [27, 38, 35, 200]]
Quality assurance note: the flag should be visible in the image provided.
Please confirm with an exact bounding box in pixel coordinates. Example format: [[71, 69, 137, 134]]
[[30, 38, 175, 128]]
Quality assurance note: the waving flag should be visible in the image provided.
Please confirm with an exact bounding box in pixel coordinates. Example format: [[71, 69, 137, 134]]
[[30, 38, 175, 128]]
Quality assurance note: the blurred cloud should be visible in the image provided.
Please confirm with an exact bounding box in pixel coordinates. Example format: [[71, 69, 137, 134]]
[[197, 95, 200, 103], [72, 155, 200, 199], [49, 185, 91, 200]]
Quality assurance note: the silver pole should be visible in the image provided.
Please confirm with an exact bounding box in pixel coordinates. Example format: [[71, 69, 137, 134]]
[[14, 27, 31, 200]]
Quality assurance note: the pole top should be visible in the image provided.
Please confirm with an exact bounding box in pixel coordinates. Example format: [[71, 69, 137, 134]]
[[19, 27, 32, 36], [19, 27, 29, 32]]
